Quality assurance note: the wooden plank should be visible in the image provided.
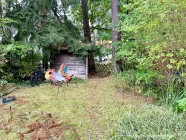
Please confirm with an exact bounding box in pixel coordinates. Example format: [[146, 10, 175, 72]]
[[85, 58, 88, 80], [52, 54, 87, 79]]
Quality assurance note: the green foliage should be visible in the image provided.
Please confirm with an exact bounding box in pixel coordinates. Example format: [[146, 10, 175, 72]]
[[0, 42, 41, 81], [0, 42, 40, 67], [116, 0, 186, 107], [117, 69, 163, 98], [71, 0, 112, 56], [72, 0, 111, 32], [0, 67, 14, 82], [15, 80, 32, 87], [35, 17, 88, 60], [0, 0, 89, 81], [116, 71, 135, 86], [91, 45, 102, 56], [70, 77, 87, 84], [0, 79, 8, 86], [17, 64, 35, 80], [176, 97, 186, 112], [0, 17, 15, 26], [92, 44, 111, 57], [5, 0, 89, 57], [0, 43, 32, 58]]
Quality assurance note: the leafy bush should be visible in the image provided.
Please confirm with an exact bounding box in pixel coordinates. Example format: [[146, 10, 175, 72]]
[[0, 42, 42, 82], [116, 0, 186, 108], [0, 65, 14, 82], [111, 104, 186, 139], [177, 97, 186, 112], [116, 70, 136, 86], [17, 64, 35, 80], [116, 69, 164, 97], [0, 79, 8, 86]]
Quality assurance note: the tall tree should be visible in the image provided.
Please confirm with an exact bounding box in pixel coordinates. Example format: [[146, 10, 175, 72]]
[[41, 0, 49, 69], [81, 0, 95, 73], [111, 0, 120, 73]]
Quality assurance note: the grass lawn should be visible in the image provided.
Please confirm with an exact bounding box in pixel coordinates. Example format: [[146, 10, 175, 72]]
[[0, 77, 186, 139]]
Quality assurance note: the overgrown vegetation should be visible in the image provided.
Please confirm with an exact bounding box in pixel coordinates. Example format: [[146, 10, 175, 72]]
[[116, 0, 186, 110], [0, 43, 38, 81], [1, 1, 186, 139]]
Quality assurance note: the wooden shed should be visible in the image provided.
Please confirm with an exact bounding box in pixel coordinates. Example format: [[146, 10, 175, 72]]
[[51, 49, 88, 80]]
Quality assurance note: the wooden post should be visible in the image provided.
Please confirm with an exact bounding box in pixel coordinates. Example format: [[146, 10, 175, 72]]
[[85, 57, 88, 80]]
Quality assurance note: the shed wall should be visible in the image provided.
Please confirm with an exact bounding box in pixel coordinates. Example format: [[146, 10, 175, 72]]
[[52, 54, 87, 79]]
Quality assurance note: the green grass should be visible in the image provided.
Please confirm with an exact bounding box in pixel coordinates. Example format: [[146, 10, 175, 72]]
[[0, 77, 186, 139], [0, 77, 119, 139], [111, 104, 186, 140], [15, 80, 31, 87], [70, 77, 87, 84]]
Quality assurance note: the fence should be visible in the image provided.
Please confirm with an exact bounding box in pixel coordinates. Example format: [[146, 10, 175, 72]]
[[95, 63, 112, 77]]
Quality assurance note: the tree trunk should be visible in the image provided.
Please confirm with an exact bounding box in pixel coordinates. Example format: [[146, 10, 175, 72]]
[[41, 0, 47, 24], [81, 0, 95, 73], [111, 0, 121, 73], [41, 0, 48, 70], [0, 0, 2, 18]]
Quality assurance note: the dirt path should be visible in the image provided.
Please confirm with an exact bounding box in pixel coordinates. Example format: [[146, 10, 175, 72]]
[[0, 77, 153, 139]]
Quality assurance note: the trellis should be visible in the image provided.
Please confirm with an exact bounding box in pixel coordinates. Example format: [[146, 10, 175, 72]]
[[95, 63, 112, 76]]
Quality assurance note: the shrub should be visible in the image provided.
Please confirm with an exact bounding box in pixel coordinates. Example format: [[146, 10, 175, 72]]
[[116, 0, 186, 109], [177, 97, 186, 112], [0, 79, 8, 86]]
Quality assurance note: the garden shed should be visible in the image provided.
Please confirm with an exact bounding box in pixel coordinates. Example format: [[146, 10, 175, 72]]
[[51, 47, 88, 80]]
